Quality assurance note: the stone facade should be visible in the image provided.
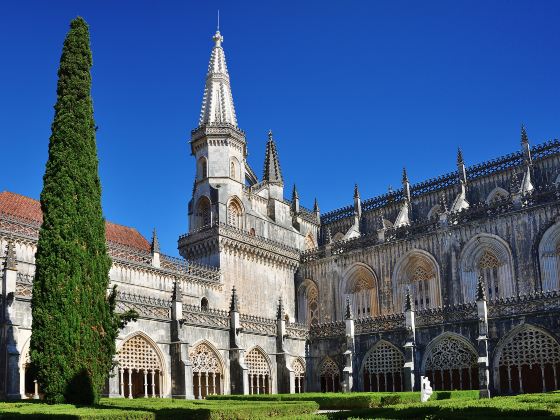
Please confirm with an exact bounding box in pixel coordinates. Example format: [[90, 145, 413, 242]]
[[1, 29, 560, 399]]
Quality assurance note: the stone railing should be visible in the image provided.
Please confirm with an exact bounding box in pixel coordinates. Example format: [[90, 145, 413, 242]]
[[0, 212, 40, 240], [15, 273, 33, 298], [309, 321, 345, 339], [116, 291, 171, 320], [286, 322, 310, 340], [160, 255, 221, 283], [240, 313, 277, 336], [182, 304, 230, 330], [488, 290, 560, 318], [354, 313, 405, 335], [415, 303, 478, 327]]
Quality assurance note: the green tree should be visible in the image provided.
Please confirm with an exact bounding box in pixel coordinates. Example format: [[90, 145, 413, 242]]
[[30, 17, 133, 405]]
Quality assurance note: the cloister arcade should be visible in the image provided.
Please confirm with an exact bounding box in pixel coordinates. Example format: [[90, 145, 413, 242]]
[[361, 341, 404, 392], [245, 347, 272, 394], [292, 358, 306, 393], [189, 341, 224, 399], [319, 357, 340, 392]]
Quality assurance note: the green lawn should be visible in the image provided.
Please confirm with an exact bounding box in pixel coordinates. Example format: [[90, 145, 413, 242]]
[[1, 392, 559, 419]]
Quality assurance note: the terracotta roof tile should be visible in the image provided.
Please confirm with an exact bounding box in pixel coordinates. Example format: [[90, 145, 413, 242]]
[[0, 191, 151, 252]]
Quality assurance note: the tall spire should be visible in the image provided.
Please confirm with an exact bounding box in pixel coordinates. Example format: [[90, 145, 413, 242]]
[[198, 29, 238, 127], [263, 130, 283, 184], [151, 228, 160, 254]]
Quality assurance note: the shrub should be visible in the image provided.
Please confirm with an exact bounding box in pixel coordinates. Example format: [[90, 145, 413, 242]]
[[379, 395, 401, 406]]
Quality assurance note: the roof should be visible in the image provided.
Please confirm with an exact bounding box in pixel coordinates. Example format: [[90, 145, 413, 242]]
[[0, 191, 150, 252]]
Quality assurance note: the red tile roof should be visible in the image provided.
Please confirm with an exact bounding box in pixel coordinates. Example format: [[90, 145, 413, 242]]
[[0, 191, 150, 252]]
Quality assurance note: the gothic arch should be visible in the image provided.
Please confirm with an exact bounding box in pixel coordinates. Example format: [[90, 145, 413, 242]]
[[319, 357, 340, 392], [304, 233, 316, 250], [486, 186, 510, 205], [392, 249, 441, 311], [493, 323, 560, 394], [297, 279, 319, 325], [189, 340, 225, 398], [116, 331, 166, 398], [245, 346, 272, 394], [427, 204, 443, 220], [197, 156, 208, 180], [360, 340, 404, 392], [292, 357, 306, 393], [227, 196, 244, 229], [194, 196, 211, 229], [19, 336, 35, 397], [341, 263, 380, 318], [230, 157, 240, 181], [421, 332, 478, 391], [459, 233, 516, 302], [538, 222, 560, 291]]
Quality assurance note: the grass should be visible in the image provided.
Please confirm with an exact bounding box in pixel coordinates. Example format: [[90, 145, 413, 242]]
[[1, 392, 559, 419]]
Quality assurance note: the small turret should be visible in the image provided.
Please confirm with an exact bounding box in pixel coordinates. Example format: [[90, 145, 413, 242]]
[[521, 125, 532, 165], [353, 184, 362, 220], [457, 147, 467, 184], [313, 198, 320, 223], [402, 167, 411, 202], [230, 286, 239, 312], [291, 184, 300, 214]]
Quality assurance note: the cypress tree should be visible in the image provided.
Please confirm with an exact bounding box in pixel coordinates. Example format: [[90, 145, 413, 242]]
[[30, 17, 118, 405]]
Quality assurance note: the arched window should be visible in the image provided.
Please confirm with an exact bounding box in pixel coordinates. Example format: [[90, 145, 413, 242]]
[[292, 359, 305, 393], [496, 325, 560, 394], [201, 297, 209, 310], [362, 341, 404, 392], [538, 222, 560, 291], [297, 280, 319, 325], [423, 334, 478, 391], [304, 233, 316, 250], [245, 347, 271, 394], [249, 228, 256, 236], [198, 157, 208, 180], [227, 198, 243, 229], [393, 250, 441, 311], [117, 334, 164, 398], [460, 234, 515, 302], [230, 158, 240, 181], [195, 196, 211, 229], [319, 358, 340, 392], [486, 187, 509, 205], [189, 341, 224, 399], [343, 264, 379, 318], [307, 286, 319, 325], [427, 204, 443, 220]]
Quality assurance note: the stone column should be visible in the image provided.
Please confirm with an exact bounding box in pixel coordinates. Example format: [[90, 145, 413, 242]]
[[275, 298, 290, 394], [342, 297, 354, 393], [228, 287, 248, 394], [127, 369, 133, 399], [119, 368, 124, 397], [403, 289, 416, 391], [476, 278, 491, 398], [170, 280, 194, 399], [107, 363, 121, 398]]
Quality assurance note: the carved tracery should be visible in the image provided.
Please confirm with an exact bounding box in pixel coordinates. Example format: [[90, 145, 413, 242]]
[[362, 341, 404, 392], [245, 348, 271, 394]]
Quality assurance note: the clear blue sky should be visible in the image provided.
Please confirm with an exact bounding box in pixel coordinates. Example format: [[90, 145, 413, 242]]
[[1, 1, 559, 256]]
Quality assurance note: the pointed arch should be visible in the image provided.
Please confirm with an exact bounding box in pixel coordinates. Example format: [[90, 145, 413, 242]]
[[360, 340, 404, 392], [227, 196, 244, 229], [230, 157, 240, 181], [486, 187, 509, 205], [292, 357, 306, 393], [421, 332, 478, 391], [538, 222, 560, 291], [392, 249, 441, 311], [304, 233, 316, 250], [297, 279, 319, 325], [195, 196, 212, 229], [427, 204, 443, 220], [341, 263, 380, 318], [197, 156, 208, 180], [493, 323, 560, 394], [460, 234, 515, 302], [319, 357, 340, 392], [117, 331, 166, 398], [245, 346, 272, 394], [189, 340, 225, 398]]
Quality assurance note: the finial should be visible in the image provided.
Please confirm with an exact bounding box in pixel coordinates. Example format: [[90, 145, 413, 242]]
[[277, 297, 285, 320], [213, 27, 223, 47], [476, 276, 486, 301], [521, 124, 529, 145], [151, 228, 160, 254], [313, 198, 320, 213], [268, 129, 273, 141], [292, 184, 299, 199], [457, 147, 464, 165], [404, 287, 412, 311], [4, 240, 17, 270], [402, 167, 409, 184], [230, 286, 239, 312], [345, 296, 353, 320], [354, 183, 360, 199]]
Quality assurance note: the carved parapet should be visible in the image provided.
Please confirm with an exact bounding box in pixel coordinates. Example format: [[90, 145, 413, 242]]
[[487, 290, 560, 318], [240, 313, 277, 336], [285, 322, 310, 340], [309, 321, 346, 339], [116, 291, 171, 319], [182, 304, 230, 329], [354, 313, 405, 335], [415, 303, 478, 327]]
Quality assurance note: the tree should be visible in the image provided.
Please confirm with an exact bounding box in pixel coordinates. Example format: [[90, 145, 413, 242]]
[[30, 17, 133, 405]]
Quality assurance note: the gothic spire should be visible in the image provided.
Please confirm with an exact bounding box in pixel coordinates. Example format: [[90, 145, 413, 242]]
[[198, 29, 238, 127], [230, 286, 239, 312], [263, 130, 283, 184], [521, 124, 529, 145], [151, 228, 160, 254], [313, 198, 320, 213]]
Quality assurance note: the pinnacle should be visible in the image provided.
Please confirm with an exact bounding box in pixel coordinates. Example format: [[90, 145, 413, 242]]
[[263, 131, 283, 184], [151, 228, 160, 254]]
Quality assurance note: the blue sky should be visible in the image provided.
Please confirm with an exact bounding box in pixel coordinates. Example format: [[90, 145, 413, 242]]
[[1, 1, 559, 256]]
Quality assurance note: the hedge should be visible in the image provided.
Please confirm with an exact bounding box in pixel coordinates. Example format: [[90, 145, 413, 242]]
[[0, 402, 152, 419]]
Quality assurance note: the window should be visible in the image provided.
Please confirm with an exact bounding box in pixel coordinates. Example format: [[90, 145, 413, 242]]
[[343, 264, 379, 318], [195, 197, 211, 229], [190, 341, 223, 399], [319, 358, 340, 392], [198, 157, 208, 180], [201, 297, 209, 310], [478, 250, 501, 299], [227, 199, 243, 229], [292, 359, 305, 393], [362, 341, 404, 392], [393, 251, 441, 311], [245, 348, 271, 394]]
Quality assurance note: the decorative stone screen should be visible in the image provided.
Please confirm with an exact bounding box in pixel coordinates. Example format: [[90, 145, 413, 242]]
[[319, 358, 340, 392], [227, 199, 242, 229], [119, 335, 162, 372], [498, 326, 560, 393], [292, 358, 305, 393], [245, 348, 271, 394], [424, 335, 478, 391], [190, 342, 223, 398], [362, 341, 404, 392], [307, 286, 319, 325]]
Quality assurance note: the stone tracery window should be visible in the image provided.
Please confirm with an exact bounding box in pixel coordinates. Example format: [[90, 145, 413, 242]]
[[190, 341, 223, 399], [245, 348, 271, 394], [498, 326, 560, 394], [304, 233, 316, 250], [319, 358, 340, 392], [117, 334, 163, 398], [362, 341, 404, 392], [227, 199, 243, 229], [292, 358, 305, 393], [195, 197, 211, 229], [538, 222, 560, 292], [478, 249, 501, 299], [393, 251, 441, 311], [424, 335, 478, 391], [344, 264, 379, 318], [307, 286, 319, 325], [198, 157, 208, 180]]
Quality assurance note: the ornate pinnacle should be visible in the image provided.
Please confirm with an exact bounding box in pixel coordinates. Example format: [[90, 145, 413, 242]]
[[151, 228, 160, 254], [313, 197, 320, 213], [521, 124, 529, 145], [292, 184, 299, 200], [457, 147, 464, 165], [440, 193, 448, 212], [345, 296, 353, 320], [230, 286, 239, 312], [402, 167, 409, 184], [404, 287, 413, 311], [354, 183, 360, 199], [277, 297, 285, 320], [172, 280, 182, 302], [476, 276, 486, 301], [268, 129, 273, 141], [325, 227, 332, 244], [4, 240, 16, 270]]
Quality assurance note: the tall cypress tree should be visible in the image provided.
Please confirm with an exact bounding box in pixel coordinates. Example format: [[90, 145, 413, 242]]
[[30, 17, 116, 405]]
